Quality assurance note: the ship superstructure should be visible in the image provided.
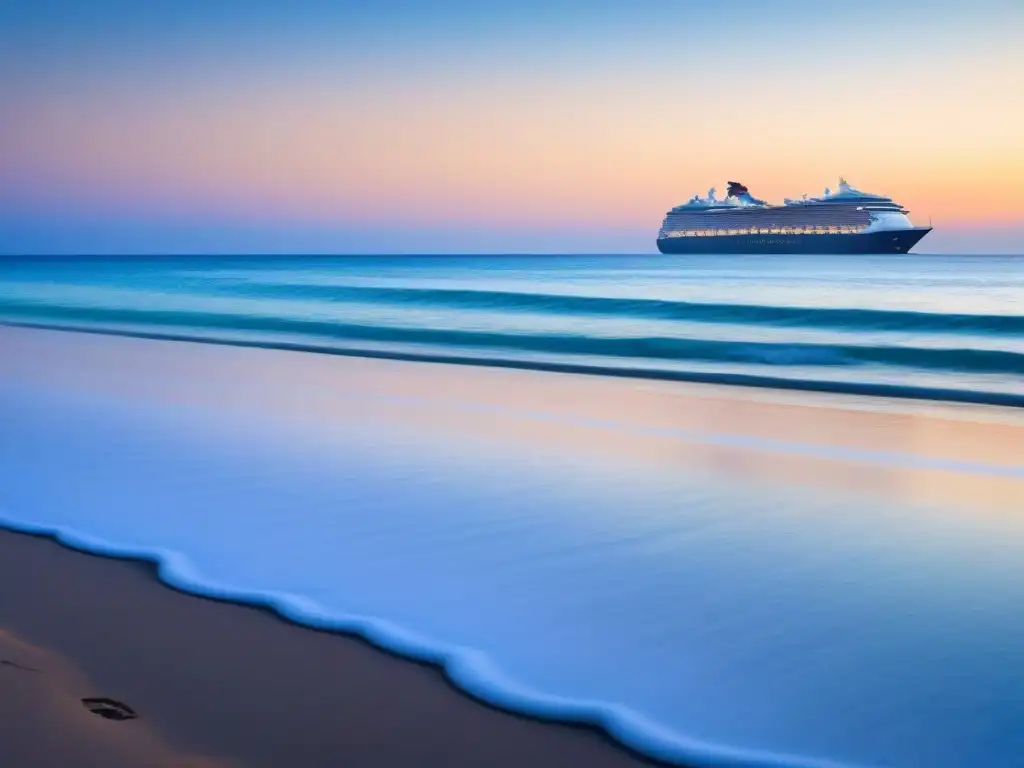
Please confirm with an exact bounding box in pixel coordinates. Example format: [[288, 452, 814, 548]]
[[656, 179, 931, 254]]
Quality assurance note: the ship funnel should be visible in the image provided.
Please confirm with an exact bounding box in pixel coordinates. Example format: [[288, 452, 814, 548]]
[[726, 181, 750, 198]]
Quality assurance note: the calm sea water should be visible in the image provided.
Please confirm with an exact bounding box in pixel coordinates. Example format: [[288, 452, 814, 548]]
[[2, 254, 1024, 768], [1, 253, 1023, 405]]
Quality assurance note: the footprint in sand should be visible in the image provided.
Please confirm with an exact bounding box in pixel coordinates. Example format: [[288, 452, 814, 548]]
[[81, 697, 138, 721]]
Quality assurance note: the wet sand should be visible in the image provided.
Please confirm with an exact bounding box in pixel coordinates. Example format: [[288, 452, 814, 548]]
[[0, 529, 666, 768]]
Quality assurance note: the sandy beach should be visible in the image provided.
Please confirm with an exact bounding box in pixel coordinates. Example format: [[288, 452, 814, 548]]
[[2, 325, 1024, 767], [0, 528, 667, 768]]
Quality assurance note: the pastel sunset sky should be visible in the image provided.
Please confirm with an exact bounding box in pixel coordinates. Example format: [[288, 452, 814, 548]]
[[2, 0, 1022, 254]]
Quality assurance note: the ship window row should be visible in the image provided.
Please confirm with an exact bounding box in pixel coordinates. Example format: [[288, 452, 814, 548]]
[[662, 225, 866, 237]]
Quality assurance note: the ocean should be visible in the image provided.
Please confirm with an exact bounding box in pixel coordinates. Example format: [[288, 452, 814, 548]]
[[1, 253, 1023, 405], [2, 253, 1024, 768]]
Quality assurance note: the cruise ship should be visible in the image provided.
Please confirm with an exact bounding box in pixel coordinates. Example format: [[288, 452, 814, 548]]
[[656, 179, 931, 254]]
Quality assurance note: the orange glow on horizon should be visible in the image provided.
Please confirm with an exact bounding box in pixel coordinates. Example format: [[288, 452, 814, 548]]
[[5, 40, 1023, 237]]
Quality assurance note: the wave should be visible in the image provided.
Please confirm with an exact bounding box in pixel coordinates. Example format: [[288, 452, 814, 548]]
[[5, 319, 1024, 409], [213, 283, 1024, 336], [2, 302, 1023, 377], [0, 513, 848, 768]]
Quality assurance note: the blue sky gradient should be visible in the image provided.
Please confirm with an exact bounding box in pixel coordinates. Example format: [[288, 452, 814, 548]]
[[2, 0, 1022, 253]]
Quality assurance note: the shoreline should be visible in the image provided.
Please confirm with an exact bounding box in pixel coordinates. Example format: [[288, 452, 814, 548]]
[[5, 514, 829, 768], [0, 527, 674, 768]]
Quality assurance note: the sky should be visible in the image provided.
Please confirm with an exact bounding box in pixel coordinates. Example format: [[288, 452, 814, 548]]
[[2, 0, 1023, 254]]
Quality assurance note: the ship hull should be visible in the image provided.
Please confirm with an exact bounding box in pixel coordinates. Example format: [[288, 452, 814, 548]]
[[656, 227, 932, 255]]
